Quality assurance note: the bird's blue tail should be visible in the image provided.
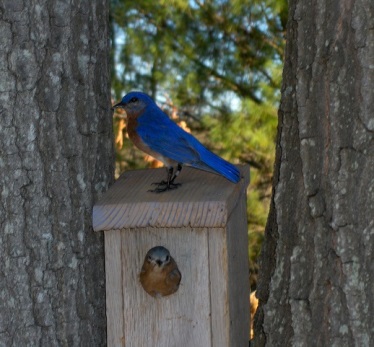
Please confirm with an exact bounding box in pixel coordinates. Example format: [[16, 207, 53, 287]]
[[189, 138, 241, 183]]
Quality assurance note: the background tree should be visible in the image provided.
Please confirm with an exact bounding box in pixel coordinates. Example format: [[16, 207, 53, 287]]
[[0, 1, 112, 345], [110, 0, 287, 287], [255, 0, 374, 345]]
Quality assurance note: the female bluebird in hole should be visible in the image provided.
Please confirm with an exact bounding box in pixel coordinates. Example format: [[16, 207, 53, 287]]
[[139, 246, 181, 298]]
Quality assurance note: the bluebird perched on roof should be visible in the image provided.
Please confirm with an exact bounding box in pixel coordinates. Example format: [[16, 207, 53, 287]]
[[139, 246, 181, 298], [112, 91, 240, 192]]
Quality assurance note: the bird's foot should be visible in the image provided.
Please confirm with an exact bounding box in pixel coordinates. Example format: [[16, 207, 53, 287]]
[[149, 164, 183, 193], [148, 181, 181, 193], [151, 180, 168, 186]]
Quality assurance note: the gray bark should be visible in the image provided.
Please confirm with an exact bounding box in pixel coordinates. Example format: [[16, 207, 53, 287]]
[[255, 0, 374, 346], [0, 1, 113, 346]]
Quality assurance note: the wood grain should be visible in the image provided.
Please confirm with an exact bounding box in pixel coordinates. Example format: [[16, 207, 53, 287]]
[[96, 165, 250, 346], [105, 230, 125, 347], [121, 228, 211, 347], [93, 165, 249, 230], [226, 188, 250, 345]]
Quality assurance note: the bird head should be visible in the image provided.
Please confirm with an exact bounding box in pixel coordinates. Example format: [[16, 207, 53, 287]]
[[144, 246, 171, 271], [112, 91, 154, 117]]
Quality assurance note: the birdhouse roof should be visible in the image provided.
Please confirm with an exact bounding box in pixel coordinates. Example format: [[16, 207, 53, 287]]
[[93, 165, 249, 230]]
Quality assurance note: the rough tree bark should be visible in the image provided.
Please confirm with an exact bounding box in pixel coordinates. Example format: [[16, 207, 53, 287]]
[[0, 1, 113, 346], [255, 0, 373, 346]]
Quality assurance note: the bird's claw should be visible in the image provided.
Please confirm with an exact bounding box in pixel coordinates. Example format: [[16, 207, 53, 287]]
[[151, 180, 168, 186], [148, 182, 181, 193]]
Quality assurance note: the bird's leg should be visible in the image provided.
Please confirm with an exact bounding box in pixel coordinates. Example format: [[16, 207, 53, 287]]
[[170, 163, 182, 183], [149, 166, 182, 193], [151, 167, 173, 186]]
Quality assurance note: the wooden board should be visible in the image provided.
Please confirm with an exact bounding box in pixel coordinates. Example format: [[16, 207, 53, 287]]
[[93, 165, 249, 230], [226, 188, 250, 345], [99, 165, 250, 346], [120, 227, 212, 347], [208, 227, 230, 346], [105, 230, 125, 346]]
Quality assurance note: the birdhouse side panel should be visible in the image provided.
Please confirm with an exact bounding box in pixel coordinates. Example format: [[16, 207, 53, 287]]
[[227, 190, 250, 345]]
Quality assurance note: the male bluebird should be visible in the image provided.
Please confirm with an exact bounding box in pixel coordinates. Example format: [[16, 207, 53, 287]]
[[112, 92, 240, 192], [139, 246, 181, 298]]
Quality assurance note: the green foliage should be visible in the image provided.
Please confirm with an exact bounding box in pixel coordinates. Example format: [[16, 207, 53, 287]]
[[111, 0, 287, 288]]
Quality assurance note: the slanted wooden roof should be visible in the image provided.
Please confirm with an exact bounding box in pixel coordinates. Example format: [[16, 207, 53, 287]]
[[93, 165, 249, 230]]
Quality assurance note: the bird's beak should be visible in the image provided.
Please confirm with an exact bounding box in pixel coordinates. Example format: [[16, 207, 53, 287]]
[[111, 101, 124, 111]]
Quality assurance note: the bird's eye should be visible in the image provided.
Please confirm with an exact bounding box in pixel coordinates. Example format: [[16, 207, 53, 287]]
[[147, 255, 152, 262], [129, 97, 138, 103], [165, 255, 170, 262]]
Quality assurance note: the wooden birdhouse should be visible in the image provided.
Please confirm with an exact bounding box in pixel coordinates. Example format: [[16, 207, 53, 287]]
[[93, 165, 250, 347]]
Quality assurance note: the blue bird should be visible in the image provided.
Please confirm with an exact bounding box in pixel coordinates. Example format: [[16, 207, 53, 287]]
[[112, 92, 240, 192]]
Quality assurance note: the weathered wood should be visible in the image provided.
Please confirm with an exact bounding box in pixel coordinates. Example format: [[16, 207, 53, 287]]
[[94, 165, 250, 347], [227, 187, 251, 345], [121, 227, 211, 346], [105, 230, 125, 347], [93, 166, 246, 230]]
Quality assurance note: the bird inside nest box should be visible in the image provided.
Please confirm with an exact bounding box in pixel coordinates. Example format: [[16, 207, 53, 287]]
[[93, 165, 250, 347], [139, 246, 182, 298]]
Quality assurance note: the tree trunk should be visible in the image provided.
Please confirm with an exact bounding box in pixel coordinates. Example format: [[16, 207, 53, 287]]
[[255, 0, 373, 346], [0, 1, 113, 346]]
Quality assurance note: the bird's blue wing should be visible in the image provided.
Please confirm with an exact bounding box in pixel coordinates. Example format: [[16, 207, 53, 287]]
[[137, 106, 240, 183], [137, 108, 200, 163]]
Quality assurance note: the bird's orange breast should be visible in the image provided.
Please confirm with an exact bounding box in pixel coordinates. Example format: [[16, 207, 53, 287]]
[[139, 259, 181, 297], [126, 116, 174, 166]]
